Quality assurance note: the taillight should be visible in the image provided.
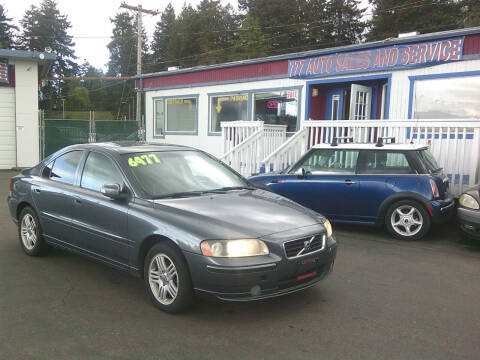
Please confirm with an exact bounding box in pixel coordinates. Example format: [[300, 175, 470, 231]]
[[429, 178, 439, 198], [9, 178, 14, 192]]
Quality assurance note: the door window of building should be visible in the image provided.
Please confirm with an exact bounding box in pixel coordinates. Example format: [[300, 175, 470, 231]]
[[349, 84, 372, 120]]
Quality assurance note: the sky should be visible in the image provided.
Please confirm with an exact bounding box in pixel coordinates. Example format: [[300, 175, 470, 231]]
[[3, 0, 369, 71]]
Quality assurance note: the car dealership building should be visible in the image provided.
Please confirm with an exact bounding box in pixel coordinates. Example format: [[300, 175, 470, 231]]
[[137, 26, 480, 160]]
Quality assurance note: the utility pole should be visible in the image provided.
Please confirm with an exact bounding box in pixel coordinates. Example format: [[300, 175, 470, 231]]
[[120, 2, 159, 131]]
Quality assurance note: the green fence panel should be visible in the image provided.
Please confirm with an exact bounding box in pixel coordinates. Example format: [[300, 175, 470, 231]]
[[44, 119, 90, 157], [95, 121, 139, 142]]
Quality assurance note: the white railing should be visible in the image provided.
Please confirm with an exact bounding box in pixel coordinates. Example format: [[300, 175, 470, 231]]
[[260, 119, 480, 195], [221, 121, 287, 176]]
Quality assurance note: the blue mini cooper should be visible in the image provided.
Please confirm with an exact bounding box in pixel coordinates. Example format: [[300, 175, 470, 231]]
[[249, 138, 455, 240]]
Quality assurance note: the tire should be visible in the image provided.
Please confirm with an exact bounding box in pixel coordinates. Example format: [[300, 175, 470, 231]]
[[385, 200, 431, 241], [18, 207, 49, 256], [144, 242, 194, 313]]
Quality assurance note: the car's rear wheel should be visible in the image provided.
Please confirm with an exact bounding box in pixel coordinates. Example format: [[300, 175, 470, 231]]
[[18, 207, 49, 256], [385, 200, 430, 241], [144, 242, 194, 313]]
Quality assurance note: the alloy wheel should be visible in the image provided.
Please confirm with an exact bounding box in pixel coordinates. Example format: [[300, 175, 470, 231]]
[[20, 214, 37, 250], [390, 205, 423, 237], [148, 253, 179, 305]]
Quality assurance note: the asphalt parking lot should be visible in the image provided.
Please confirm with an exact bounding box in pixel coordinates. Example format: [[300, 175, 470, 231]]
[[1, 170, 480, 360]]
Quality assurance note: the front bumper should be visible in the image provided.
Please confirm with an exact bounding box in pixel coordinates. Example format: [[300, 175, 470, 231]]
[[184, 236, 337, 301], [428, 197, 455, 223], [458, 207, 480, 239]]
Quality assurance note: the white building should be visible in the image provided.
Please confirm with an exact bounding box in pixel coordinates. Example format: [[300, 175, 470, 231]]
[[137, 27, 480, 158], [0, 49, 55, 169]]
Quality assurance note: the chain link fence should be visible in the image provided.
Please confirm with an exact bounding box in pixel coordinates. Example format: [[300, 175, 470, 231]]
[[39, 110, 144, 159]]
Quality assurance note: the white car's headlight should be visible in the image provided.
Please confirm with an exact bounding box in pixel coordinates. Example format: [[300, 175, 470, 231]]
[[323, 219, 333, 238], [200, 239, 269, 257], [459, 194, 479, 210]]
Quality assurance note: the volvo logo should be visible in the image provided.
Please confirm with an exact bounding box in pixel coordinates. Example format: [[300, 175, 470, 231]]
[[296, 236, 316, 257]]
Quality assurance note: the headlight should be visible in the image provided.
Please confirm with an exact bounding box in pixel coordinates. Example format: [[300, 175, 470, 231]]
[[324, 219, 333, 238], [459, 194, 479, 210], [200, 239, 269, 257]]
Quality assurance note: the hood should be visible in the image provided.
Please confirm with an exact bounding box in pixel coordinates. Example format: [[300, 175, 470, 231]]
[[152, 189, 323, 240]]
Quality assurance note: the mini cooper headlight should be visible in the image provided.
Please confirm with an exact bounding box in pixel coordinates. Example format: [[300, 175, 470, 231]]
[[459, 194, 480, 210], [324, 219, 333, 238], [200, 239, 269, 257]]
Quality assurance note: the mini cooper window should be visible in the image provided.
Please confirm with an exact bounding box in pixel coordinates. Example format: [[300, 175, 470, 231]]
[[81, 152, 124, 192], [50, 151, 83, 185], [357, 151, 413, 174], [292, 149, 359, 174]]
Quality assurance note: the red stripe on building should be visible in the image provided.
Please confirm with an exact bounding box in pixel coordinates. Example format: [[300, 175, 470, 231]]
[[463, 34, 480, 56], [142, 60, 288, 89]]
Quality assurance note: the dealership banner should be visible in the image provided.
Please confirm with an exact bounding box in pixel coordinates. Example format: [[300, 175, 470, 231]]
[[288, 37, 464, 79]]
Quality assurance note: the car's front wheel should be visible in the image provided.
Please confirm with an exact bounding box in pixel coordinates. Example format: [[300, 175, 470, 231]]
[[385, 200, 431, 241], [144, 242, 194, 313], [18, 207, 49, 256]]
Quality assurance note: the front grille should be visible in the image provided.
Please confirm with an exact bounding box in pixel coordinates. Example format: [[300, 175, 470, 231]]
[[283, 234, 326, 259]]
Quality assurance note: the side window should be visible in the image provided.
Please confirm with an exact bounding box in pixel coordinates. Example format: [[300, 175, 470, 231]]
[[294, 149, 359, 174], [50, 151, 83, 185], [81, 152, 124, 192], [358, 151, 413, 174]]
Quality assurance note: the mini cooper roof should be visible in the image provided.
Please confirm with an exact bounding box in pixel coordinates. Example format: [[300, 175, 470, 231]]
[[312, 143, 428, 151]]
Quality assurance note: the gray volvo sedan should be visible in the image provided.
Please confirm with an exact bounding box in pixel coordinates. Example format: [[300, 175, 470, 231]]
[[8, 143, 337, 313]]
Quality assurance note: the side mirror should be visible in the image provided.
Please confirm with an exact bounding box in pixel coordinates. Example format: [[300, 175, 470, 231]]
[[101, 183, 123, 200], [295, 167, 306, 179]]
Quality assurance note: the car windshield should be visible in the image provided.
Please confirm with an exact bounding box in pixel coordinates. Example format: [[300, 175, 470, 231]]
[[418, 149, 442, 173], [122, 150, 249, 198]]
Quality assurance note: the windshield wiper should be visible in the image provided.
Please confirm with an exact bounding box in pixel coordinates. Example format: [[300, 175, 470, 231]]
[[153, 191, 206, 199], [211, 186, 256, 192]]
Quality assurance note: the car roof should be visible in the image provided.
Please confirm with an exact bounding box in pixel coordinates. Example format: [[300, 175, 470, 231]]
[[66, 142, 196, 155], [311, 143, 428, 151]]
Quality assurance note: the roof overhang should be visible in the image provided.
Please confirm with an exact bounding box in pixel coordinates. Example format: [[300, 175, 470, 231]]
[[0, 49, 56, 78]]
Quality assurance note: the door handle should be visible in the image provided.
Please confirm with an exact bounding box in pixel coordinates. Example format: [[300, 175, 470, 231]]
[[33, 188, 41, 193], [73, 198, 82, 205], [344, 179, 357, 185]]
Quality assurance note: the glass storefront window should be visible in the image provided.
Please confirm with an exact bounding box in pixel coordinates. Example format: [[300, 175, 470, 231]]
[[210, 94, 248, 133], [254, 89, 298, 132], [154, 99, 164, 136], [166, 97, 197, 132], [413, 75, 480, 119]]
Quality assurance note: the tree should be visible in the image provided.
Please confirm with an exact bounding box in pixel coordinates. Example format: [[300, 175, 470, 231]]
[[461, 0, 480, 27], [66, 85, 90, 110], [324, 0, 365, 45], [238, 0, 303, 53], [149, 3, 176, 73], [107, 12, 138, 77], [0, 4, 18, 49], [367, 0, 462, 41], [228, 14, 272, 60], [18, 0, 77, 111]]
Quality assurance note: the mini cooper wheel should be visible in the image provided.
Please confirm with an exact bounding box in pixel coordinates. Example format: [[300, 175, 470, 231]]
[[18, 207, 49, 256], [385, 200, 431, 241], [144, 243, 193, 313]]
